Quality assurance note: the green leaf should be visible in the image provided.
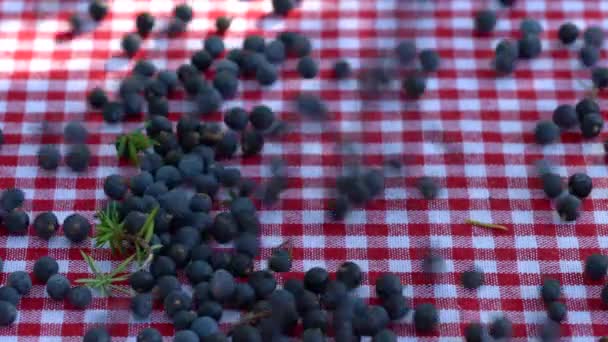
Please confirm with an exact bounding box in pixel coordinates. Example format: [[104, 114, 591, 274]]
[[110, 254, 135, 277], [128, 140, 138, 165], [111, 275, 130, 282], [140, 207, 158, 241], [117, 135, 127, 157], [134, 244, 143, 264], [109, 285, 132, 296], [75, 278, 98, 284], [80, 250, 99, 275]]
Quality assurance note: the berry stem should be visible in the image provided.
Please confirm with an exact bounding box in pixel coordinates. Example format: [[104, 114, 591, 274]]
[[465, 219, 508, 231], [238, 310, 271, 325]]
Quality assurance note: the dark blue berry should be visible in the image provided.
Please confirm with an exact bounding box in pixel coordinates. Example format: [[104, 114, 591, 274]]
[[552, 104, 578, 129], [256, 61, 278, 86], [150, 255, 177, 278], [475, 9, 496, 34], [396, 40, 416, 65], [173, 310, 197, 330], [547, 302, 567, 323], [250, 105, 275, 131], [403, 73, 426, 98], [122, 33, 142, 58], [205, 35, 225, 58], [167, 17, 187, 37], [129, 172, 154, 197], [419, 49, 440, 72], [272, 0, 294, 15], [46, 274, 70, 300], [136, 13, 155, 37], [215, 16, 231, 34], [265, 40, 286, 63], [102, 101, 125, 123], [155, 275, 181, 299], [65, 144, 91, 172], [290, 34, 311, 57], [234, 233, 259, 257], [336, 261, 362, 289], [381, 294, 409, 320], [534, 120, 559, 145], [4, 210, 28, 234], [490, 317, 512, 339], [163, 290, 192, 317], [413, 303, 438, 333], [197, 300, 223, 321], [464, 322, 486, 342], [249, 270, 277, 299], [576, 97, 600, 122], [174, 4, 193, 22], [209, 269, 236, 302], [232, 283, 256, 309], [62, 120, 88, 143], [213, 71, 239, 99], [211, 212, 238, 243], [568, 173, 592, 198], [541, 173, 563, 199], [0, 287, 18, 307], [103, 174, 128, 200], [243, 35, 266, 52], [174, 330, 198, 342], [333, 59, 351, 79], [304, 267, 329, 294], [375, 273, 402, 299], [196, 88, 222, 116], [559, 22, 579, 45], [297, 56, 318, 79], [185, 260, 213, 284], [581, 112, 604, 138], [580, 45, 600, 67], [519, 34, 542, 59], [8, 271, 31, 295], [224, 107, 249, 131], [33, 256, 58, 282], [1, 188, 24, 212], [556, 193, 581, 221], [372, 329, 397, 342], [295, 93, 328, 120], [137, 327, 162, 342], [37, 145, 61, 170], [133, 59, 157, 78], [268, 249, 292, 272], [0, 301, 15, 326], [541, 278, 561, 302], [158, 70, 179, 93], [520, 18, 543, 36], [62, 213, 91, 243], [129, 270, 155, 293], [191, 316, 219, 339], [88, 87, 108, 109], [88, 0, 108, 21], [131, 293, 153, 318], [584, 26, 604, 47], [461, 269, 484, 289]]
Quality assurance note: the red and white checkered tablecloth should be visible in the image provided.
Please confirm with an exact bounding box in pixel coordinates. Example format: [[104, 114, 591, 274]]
[[1, 0, 608, 340]]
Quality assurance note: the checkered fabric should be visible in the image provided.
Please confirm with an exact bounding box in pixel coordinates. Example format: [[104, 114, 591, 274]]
[[0, 0, 608, 340]]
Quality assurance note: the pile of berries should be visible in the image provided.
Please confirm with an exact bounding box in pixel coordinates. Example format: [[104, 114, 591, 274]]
[[537, 160, 593, 221], [396, 40, 441, 99]]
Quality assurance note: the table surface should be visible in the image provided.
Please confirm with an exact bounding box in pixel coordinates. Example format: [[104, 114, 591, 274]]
[[1, 0, 608, 340]]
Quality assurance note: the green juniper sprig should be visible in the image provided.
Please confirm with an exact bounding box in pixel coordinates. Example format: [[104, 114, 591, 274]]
[[75, 251, 134, 296], [94, 203, 160, 266], [76, 205, 160, 296], [115, 128, 156, 165]]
